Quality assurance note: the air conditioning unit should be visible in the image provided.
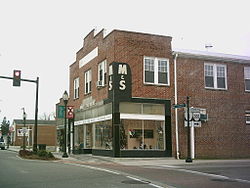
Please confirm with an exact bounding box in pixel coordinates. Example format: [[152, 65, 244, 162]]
[[96, 80, 104, 87]]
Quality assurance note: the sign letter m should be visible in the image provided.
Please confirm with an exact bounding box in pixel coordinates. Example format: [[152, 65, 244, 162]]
[[118, 64, 127, 75]]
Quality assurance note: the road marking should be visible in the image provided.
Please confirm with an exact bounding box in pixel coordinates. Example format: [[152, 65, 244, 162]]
[[150, 165, 250, 185], [126, 176, 166, 188], [177, 169, 250, 184], [174, 168, 250, 184], [20, 170, 29, 174], [234, 178, 250, 184], [67, 162, 120, 175], [62, 161, 169, 188], [126, 176, 150, 184]]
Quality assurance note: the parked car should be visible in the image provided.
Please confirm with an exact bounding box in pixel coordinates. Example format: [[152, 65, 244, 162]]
[[0, 140, 6, 150]]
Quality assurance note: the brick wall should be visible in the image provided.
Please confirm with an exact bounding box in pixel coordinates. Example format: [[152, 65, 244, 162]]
[[67, 29, 250, 158], [14, 124, 56, 147], [176, 57, 250, 158], [69, 30, 173, 108]]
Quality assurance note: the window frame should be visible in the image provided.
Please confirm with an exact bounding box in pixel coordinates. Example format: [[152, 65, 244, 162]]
[[73, 77, 79, 99], [143, 56, 170, 86], [245, 111, 250, 125], [204, 63, 227, 90], [97, 59, 107, 87], [84, 69, 92, 94], [244, 67, 250, 92]]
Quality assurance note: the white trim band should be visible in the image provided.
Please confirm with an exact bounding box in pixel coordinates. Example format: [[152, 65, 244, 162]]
[[74, 113, 165, 126]]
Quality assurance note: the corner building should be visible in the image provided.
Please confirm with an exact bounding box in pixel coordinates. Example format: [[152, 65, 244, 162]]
[[66, 29, 250, 158]]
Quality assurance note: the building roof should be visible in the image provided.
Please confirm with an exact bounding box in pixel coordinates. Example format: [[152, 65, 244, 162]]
[[13, 119, 56, 126], [173, 48, 250, 64]]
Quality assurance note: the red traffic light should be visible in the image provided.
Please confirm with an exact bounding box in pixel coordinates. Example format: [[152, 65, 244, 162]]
[[14, 71, 20, 77], [13, 70, 21, 86]]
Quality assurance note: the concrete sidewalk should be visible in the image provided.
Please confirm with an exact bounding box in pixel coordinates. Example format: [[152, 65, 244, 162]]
[[7, 146, 250, 167]]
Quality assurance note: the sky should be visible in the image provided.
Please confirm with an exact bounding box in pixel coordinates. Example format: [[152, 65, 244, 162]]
[[0, 0, 250, 123]]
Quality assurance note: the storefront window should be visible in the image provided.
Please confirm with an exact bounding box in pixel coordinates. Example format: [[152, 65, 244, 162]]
[[121, 120, 165, 150], [120, 102, 164, 115], [85, 124, 92, 149], [120, 103, 141, 114], [143, 104, 165, 115], [94, 121, 112, 150], [75, 125, 84, 149]]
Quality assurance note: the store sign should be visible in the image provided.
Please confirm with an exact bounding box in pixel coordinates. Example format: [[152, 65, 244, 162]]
[[108, 62, 132, 101]]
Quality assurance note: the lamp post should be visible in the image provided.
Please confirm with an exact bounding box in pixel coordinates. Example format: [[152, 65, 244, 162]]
[[62, 91, 69, 158], [22, 108, 27, 150]]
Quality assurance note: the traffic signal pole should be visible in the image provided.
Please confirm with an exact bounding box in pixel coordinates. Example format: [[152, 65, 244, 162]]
[[33, 77, 39, 152], [0, 74, 39, 152]]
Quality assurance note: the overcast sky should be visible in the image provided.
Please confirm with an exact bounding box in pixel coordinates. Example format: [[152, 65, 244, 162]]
[[0, 0, 249, 123]]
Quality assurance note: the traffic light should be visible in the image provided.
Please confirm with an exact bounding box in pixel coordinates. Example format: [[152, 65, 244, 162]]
[[13, 70, 21, 86]]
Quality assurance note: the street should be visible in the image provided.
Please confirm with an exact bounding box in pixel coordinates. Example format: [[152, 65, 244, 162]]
[[0, 150, 160, 188], [1, 150, 250, 188]]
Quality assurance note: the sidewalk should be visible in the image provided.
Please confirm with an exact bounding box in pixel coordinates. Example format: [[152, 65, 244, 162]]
[[7, 146, 250, 166]]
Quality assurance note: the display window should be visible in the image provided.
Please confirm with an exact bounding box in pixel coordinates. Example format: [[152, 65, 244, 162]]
[[121, 119, 165, 150], [94, 121, 112, 150], [75, 125, 84, 149]]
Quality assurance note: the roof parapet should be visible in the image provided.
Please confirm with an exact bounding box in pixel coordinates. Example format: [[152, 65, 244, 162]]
[[173, 48, 250, 64]]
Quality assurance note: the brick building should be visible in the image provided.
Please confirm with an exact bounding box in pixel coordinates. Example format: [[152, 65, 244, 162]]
[[12, 119, 57, 151], [58, 29, 250, 158]]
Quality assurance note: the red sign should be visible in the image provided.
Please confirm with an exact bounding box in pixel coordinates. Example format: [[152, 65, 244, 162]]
[[67, 106, 74, 119]]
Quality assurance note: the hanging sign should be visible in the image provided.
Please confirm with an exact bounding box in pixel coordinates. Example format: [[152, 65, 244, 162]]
[[108, 62, 132, 101], [67, 106, 74, 119], [57, 106, 65, 118]]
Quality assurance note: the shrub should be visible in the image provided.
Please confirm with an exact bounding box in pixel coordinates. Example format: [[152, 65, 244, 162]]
[[37, 150, 55, 159], [19, 150, 33, 157], [19, 149, 57, 160], [48, 152, 54, 158], [37, 150, 48, 158]]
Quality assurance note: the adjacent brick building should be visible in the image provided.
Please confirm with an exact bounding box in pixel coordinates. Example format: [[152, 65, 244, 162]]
[[12, 119, 57, 151], [58, 29, 250, 158]]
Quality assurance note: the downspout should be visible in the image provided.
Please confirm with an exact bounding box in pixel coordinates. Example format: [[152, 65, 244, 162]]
[[174, 53, 180, 159]]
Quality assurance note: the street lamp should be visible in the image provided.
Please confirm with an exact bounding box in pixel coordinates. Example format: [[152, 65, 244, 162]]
[[62, 91, 69, 158], [22, 108, 27, 150]]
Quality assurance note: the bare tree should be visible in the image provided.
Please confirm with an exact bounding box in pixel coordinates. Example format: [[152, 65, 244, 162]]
[[39, 112, 55, 120]]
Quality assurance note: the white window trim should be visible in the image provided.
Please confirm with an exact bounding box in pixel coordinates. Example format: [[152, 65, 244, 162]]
[[84, 70, 92, 94], [143, 56, 170, 86], [97, 59, 107, 87], [73, 77, 79, 99], [245, 111, 250, 124], [204, 63, 227, 90], [244, 67, 250, 92]]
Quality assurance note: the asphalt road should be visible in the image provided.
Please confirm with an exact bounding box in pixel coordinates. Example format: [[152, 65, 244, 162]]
[[1, 149, 250, 188], [0, 150, 161, 188]]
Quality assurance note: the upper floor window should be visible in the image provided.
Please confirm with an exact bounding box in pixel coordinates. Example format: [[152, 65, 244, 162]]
[[245, 111, 250, 125], [144, 57, 169, 85], [84, 70, 92, 94], [244, 67, 250, 91], [204, 63, 227, 90], [73, 77, 79, 99], [97, 60, 107, 87]]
